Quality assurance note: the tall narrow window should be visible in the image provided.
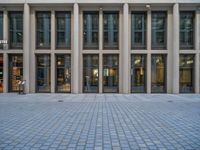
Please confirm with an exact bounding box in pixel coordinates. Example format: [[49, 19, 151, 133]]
[[9, 55, 23, 92], [56, 12, 71, 49], [103, 55, 119, 93], [36, 55, 51, 92], [151, 55, 166, 93], [179, 55, 194, 93], [180, 12, 194, 50], [151, 12, 167, 50], [56, 55, 71, 93], [83, 12, 99, 49], [83, 55, 99, 93], [0, 12, 3, 49], [103, 12, 119, 49], [9, 11, 23, 49], [36, 12, 51, 49], [0, 55, 3, 92], [131, 55, 146, 93], [131, 12, 146, 49]]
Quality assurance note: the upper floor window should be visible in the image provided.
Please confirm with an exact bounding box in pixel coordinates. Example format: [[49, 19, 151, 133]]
[[9, 11, 23, 49], [180, 11, 194, 50], [131, 12, 146, 49], [0, 12, 3, 49], [103, 12, 119, 49], [36, 12, 51, 49], [151, 11, 167, 50], [83, 11, 99, 49], [56, 11, 71, 49]]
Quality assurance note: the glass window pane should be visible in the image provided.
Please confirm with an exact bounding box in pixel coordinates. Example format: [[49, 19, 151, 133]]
[[9, 55, 23, 92], [179, 55, 194, 93], [131, 55, 146, 93], [131, 12, 146, 49], [151, 12, 167, 49], [83, 12, 99, 49], [36, 55, 51, 92], [36, 12, 51, 49], [151, 55, 166, 93], [56, 55, 71, 92], [103, 55, 119, 93], [0, 55, 3, 92], [103, 12, 119, 49], [56, 12, 71, 49], [180, 12, 194, 50], [83, 55, 99, 93], [9, 11, 23, 49]]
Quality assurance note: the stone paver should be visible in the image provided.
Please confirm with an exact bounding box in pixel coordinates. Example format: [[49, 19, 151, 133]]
[[0, 94, 200, 150]]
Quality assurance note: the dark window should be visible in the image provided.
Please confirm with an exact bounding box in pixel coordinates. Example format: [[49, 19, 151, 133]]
[[56, 55, 71, 93], [83, 12, 99, 49], [179, 55, 195, 93], [83, 55, 99, 93], [131, 12, 146, 49], [9, 55, 23, 92], [151, 12, 167, 49], [131, 55, 146, 93], [36, 12, 51, 49], [103, 55, 119, 93], [36, 55, 51, 92], [103, 12, 119, 49], [180, 12, 194, 50], [56, 12, 71, 49], [151, 55, 167, 93], [9, 11, 23, 49], [0, 55, 3, 92]]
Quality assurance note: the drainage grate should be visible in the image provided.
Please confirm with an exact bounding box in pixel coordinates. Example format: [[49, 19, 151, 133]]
[[167, 100, 173, 103], [58, 100, 64, 102]]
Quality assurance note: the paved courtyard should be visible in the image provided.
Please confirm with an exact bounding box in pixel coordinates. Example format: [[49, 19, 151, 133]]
[[0, 94, 200, 150]]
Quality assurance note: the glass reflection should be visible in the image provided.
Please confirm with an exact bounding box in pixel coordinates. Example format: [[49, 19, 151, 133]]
[[36, 55, 51, 92], [103, 55, 118, 93], [83, 55, 99, 93], [103, 12, 119, 49], [0, 55, 3, 92], [9, 55, 23, 92], [131, 55, 146, 93], [179, 55, 194, 93], [83, 12, 99, 49], [56, 55, 71, 92], [151, 55, 166, 93]]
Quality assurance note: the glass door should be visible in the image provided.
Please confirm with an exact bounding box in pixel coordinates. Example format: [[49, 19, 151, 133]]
[[103, 55, 119, 93], [83, 55, 99, 93], [9, 54, 23, 92]]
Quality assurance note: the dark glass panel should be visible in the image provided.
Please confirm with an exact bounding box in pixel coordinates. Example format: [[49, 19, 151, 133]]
[[103, 55, 118, 93], [151, 55, 166, 93], [83, 55, 99, 93], [131, 55, 146, 93], [56, 55, 71, 92]]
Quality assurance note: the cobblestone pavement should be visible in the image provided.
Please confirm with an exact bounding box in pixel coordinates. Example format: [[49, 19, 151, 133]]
[[0, 94, 200, 150]]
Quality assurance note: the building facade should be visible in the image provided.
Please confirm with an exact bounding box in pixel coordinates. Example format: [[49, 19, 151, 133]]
[[0, 0, 199, 94]]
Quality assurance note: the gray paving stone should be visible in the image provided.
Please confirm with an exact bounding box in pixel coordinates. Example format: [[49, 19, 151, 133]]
[[0, 94, 199, 150]]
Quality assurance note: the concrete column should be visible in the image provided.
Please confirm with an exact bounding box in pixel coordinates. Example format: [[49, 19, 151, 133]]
[[195, 10, 200, 93], [51, 10, 55, 50], [3, 10, 8, 92], [147, 10, 151, 93], [23, 3, 30, 93], [122, 3, 129, 93], [3, 10, 8, 50], [99, 9, 103, 93], [73, 3, 79, 93], [51, 54, 55, 93], [172, 3, 179, 94], [3, 53, 8, 93]]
